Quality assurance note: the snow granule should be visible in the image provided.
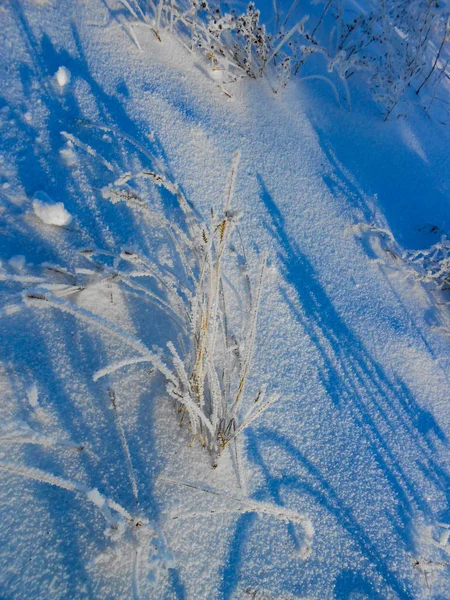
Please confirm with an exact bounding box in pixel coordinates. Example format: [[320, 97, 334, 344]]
[[55, 66, 71, 88], [32, 192, 72, 226]]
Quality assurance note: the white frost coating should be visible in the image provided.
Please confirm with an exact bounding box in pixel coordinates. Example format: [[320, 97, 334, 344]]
[[163, 476, 314, 557], [33, 192, 72, 226], [0, 420, 81, 449], [55, 66, 71, 88], [93, 356, 156, 381], [0, 420, 33, 439], [0, 273, 46, 283], [87, 488, 106, 508], [0, 462, 131, 541], [61, 131, 114, 172], [24, 291, 152, 356], [0, 304, 22, 316]]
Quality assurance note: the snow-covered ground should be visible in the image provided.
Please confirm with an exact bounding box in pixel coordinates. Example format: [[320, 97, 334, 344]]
[[1, 1, 450, 598]]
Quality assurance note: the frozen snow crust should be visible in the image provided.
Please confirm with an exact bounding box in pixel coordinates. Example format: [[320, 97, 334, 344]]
[[1, 1, 450, 599]]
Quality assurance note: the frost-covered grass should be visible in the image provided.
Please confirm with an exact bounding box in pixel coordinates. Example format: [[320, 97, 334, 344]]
[[98, 149, 282, 462], [2, 0, 450, 597], [112, 0, 450, 119], [2, 144, 279, 463]]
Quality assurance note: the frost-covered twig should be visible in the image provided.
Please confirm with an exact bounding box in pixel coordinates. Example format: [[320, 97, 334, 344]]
[[404, 235, 450, 291], [0, 461, 131, 537], [160, 475, 314, 557], [0, 420, 83, 450], [108, 388, 139, 504]]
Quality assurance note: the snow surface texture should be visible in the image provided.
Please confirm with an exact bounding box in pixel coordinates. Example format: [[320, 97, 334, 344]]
[[1, 1, 450, 599]]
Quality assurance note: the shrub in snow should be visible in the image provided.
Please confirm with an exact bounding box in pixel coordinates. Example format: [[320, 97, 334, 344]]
[[353, 221, 450, 321], [328, 0, 450, 119], [32, 191, 72, 226], [114, 0, 308, 87]]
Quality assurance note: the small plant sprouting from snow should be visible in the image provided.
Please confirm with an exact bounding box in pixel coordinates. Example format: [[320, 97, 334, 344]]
[[354, 221, 450, 297], [101, 151, 280, 464]]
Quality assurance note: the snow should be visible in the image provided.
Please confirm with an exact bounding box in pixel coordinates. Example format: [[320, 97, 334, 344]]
[[54, 66, 71, 88], [8, 255, 25, 270], [59, 141, 77, 167], [87, 488, 106, 508], [32, 193, 72, 226], [26, 384, 39, 408], [1, 0, 450, 599]]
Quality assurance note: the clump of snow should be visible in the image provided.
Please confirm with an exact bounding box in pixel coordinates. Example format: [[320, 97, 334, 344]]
[[59, 141, 77, 167], [8, 255, 25, 270], [32, 191, 72, 226], [54, 66, 71, 88], [26, 384, 39, 408]]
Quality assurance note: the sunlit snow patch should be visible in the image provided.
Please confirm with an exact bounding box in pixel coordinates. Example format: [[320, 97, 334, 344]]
[[33, 191, 72, 226], [54, 66, 71, 88]]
